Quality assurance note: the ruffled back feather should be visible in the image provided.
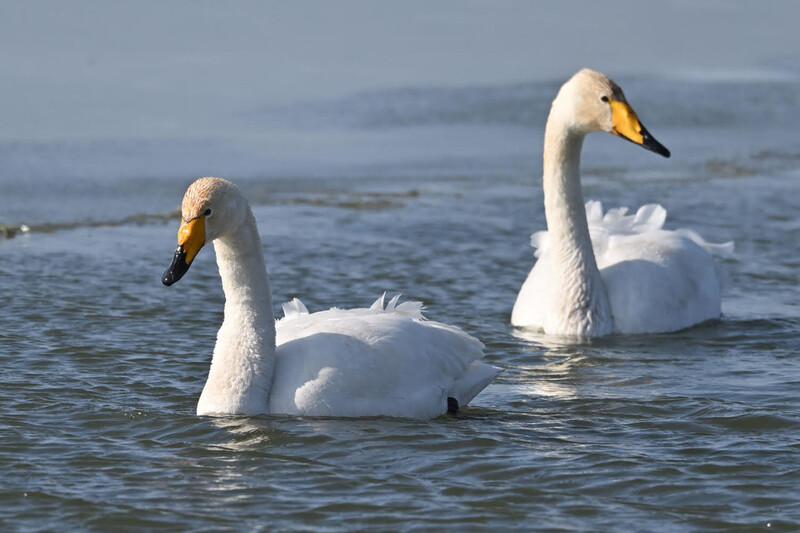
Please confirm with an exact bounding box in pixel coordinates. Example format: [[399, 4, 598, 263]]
[[531, 200, 734, 259]]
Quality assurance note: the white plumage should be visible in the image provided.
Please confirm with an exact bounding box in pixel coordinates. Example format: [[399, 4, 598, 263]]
[[162, 177, 499, 418], [513, 200, 733, 334], [511, 69, 732, 336], [271, 293, 496, 418]]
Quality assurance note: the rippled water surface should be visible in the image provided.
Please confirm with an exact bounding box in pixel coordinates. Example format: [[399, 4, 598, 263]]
[[2, 75, 800, 530]]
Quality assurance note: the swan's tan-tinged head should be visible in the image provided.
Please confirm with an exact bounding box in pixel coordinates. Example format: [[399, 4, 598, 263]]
[[555, 68, 670, 157], [163, 177, 243, 286]]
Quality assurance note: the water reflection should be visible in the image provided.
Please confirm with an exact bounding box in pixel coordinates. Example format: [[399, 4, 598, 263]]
[[511, 326, 611, 351], [209, 415, 292, 452], [497, 327, 601, 401]]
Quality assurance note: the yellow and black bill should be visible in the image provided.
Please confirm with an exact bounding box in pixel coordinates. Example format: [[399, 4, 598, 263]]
[[162, 216, 206, 286], [609, 100, 671, 158]]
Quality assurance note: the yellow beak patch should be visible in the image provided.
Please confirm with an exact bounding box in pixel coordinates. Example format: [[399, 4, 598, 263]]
[[610, 100, 644, 144], [177, 216, 206, 266]]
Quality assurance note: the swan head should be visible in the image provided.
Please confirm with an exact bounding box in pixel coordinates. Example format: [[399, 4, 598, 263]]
[[162, 177, 246, 286], [554, 68, 670, 158]]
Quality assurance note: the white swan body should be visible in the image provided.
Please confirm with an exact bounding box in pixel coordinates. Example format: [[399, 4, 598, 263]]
[[513, 200, 733, 335], [511, 69, 732, 337], [163, 177, 499, 418]]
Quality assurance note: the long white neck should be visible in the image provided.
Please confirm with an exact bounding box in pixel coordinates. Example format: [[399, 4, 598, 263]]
[[541, 105, 613, 336], [197, 207, 276, 415]]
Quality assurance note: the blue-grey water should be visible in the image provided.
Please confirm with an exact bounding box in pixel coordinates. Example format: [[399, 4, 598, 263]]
[[3, 74, 800, 531], [3, 2, 800, 530]]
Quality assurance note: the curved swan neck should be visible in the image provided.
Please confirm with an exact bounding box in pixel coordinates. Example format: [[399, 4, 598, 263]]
[[199, 207, 276, 415], [541, 106, 613, 336], [215, 209, 274, 325], [543, 115, 591, 249]]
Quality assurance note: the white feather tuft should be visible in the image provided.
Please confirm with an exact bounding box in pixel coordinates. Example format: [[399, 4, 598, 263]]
[[369, 293, 386, 311], [385, 293, 401, 312], [365, 293, 426, 319], [281, 298, 309, 321], [395, 300, 425, 318], [531, 200, 732, 259]]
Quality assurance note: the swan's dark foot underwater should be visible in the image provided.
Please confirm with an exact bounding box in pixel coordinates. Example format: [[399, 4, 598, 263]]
[[447, 397, 459, 414]]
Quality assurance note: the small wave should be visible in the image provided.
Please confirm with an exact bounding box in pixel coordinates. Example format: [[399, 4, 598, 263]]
[[253, 188, 419, 211], [0, 211, 179, 241], [671, 68, 800, 83], [751, 149, 800, 163], [0, 223, 30, 239], [700, 412, 800, 432], [0, 189, 419, 241]]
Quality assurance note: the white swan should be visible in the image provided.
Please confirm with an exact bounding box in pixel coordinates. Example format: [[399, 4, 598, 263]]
[[511, 69, 733, 337], [162, 177, 499, 418]]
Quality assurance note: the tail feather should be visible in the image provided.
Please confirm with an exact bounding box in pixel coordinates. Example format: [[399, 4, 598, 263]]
[[450, 362, 501, 407]]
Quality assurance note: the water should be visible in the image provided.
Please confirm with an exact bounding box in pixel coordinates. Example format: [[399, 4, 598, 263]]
[[2, 73, 799, 530]]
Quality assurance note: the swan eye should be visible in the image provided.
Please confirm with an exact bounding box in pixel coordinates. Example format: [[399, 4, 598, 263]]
[[600, 95, 609, 103], [204, 208, 212, 217]]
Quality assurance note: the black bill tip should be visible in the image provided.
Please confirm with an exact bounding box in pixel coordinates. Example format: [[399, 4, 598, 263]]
[[639, 124, 671, 158], [162, 246, 191, 286]]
